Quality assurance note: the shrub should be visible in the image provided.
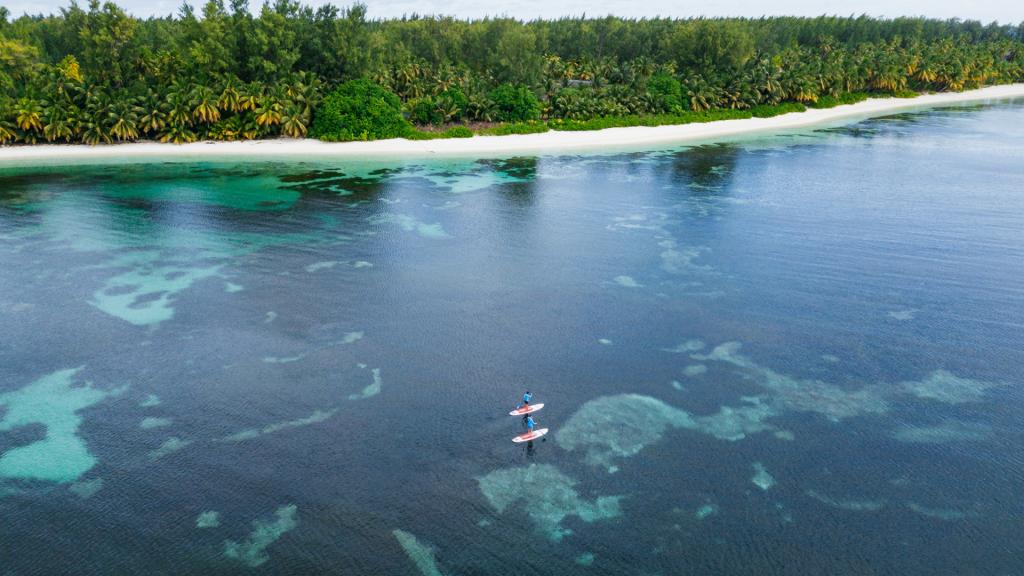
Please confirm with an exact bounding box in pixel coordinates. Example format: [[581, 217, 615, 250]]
[[404, 130, 435, 140], [310, 79, 412, 141], [441, 125, 473, 138], [404, 88, 469, 125], [406, 97, 442, 125], [549, 109, 746, 131], [549, 87, 630, 119], [404, 125, 475, 140], [437, 88, 468, 120], [809, 92, 870, 108], [478, 122, 549, 135], [488, 84, 541, 122], [750, 102, 806, 117], [647, 72, 683, 112], [838, 91, 871, 105]]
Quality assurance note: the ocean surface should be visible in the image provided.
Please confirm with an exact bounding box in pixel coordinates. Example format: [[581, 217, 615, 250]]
[[1, 100, 1023, 575]]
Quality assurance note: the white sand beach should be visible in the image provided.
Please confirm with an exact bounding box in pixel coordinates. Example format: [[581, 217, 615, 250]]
[[2, 83, 1023, 166]]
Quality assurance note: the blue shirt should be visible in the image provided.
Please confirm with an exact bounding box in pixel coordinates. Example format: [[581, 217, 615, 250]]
[[523, 392, 532, 404], [526, 416, 536, 430]]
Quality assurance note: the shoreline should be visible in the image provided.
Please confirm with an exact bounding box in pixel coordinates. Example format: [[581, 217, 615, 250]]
[[2, 84, 1023, 166]]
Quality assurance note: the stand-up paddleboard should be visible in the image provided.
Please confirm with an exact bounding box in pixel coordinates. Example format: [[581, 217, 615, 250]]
[[513, 428, 549, 443], [509, 403, 544, 416]]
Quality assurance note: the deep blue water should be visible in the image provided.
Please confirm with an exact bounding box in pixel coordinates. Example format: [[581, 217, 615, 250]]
[[1, 100, 1023, 575]]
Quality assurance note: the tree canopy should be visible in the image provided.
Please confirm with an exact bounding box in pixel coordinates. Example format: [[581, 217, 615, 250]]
[[1, 2, 1022, 143]]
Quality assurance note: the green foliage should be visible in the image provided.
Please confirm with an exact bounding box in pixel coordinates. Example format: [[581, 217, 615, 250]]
[[489, 84, 541, 122], [491, 24, 542, 86], [477, 122, 550, 136], [438, 88, 468, 119], [809, 92, 870, 108], [246, 4, 300, 82], [547, 103, 806, 131], [669, 20, 755, 71], [309, 79, 411, 141], [405, 125, 474, 140], [647, 72, 683, 113], [442, 125, 473, 138], [405, 97, 440, 125], [73, 0, 138, 86], [549, 86, 638, 119], [750, 102, 807, 117], [1, 3, 1023, 146], [404, 88, 468, 125], [0, 35, 39, 92]]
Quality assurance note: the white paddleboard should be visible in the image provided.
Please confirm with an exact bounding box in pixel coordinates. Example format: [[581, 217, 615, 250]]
[[513, 428, 549, 443], [509, 403, 544, 416]]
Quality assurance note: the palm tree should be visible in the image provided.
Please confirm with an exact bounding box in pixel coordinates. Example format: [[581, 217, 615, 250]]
[[218, 78, 243, 113], [159, 123, 198, 144], [238, 85, 260, 112], [435, 100, 460, 124], [542, 54, 566, 93], [681, 74, 720, 112], [164, 90, 193, 127], [79, 112, 111, 146], [749, 57, 786, 105], [432, 63, 459, 94], [239, 113, 262, 140], [0, 110, 17, 144], [722, 76, 757, 109], [191, 86, 221, 124], [395, 61, 427, 99], [282, 72, 322, 117], [139, 93, 167, 137], [280, 104, 308, 138], [50, 56, 84, 101], [255, 93, 283, 128], [370, 68, 394, 91], [108, 100, 141, 141], [466, 92, 496, 122], [43, 102, 79, 142], [15, 98, 45, 133], [210, 116, 241, 141], [782, 66, 820, 103]]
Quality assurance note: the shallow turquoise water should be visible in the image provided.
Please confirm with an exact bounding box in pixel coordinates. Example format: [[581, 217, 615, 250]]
[[1, 101, 1023, 575]]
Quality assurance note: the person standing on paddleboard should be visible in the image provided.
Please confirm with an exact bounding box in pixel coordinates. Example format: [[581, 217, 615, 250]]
[[526, 415, 537, 434], [519, 391, 534, 423], [520, 391, 532, 409]]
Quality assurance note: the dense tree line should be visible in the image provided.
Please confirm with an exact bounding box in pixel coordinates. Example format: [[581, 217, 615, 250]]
[[1, 1, 1022, 143]]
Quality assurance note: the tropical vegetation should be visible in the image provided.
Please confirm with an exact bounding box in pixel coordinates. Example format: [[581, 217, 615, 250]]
[[1, 2, 1022, 144]]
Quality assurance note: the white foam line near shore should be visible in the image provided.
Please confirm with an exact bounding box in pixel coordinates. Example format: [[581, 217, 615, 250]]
[[2, 84, 1023, 166]]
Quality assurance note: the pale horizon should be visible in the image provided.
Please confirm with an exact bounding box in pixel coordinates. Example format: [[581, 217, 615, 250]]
[[2, 0, 1023, 25]]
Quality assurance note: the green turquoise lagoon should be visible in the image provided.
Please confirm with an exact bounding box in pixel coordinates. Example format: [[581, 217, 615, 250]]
[[2, 100, 1023, 574]]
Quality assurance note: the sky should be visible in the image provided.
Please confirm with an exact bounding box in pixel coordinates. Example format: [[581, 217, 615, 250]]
[[3, 0, 1022, 25]]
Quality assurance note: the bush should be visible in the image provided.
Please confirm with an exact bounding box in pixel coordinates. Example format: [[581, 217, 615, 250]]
[[489, 84, 541, 122], [438, 88, 468, 120], [405, 125, 475, 140], [549, 109, 743, 131], [750, 102, 806, 117], [404, 88, 470, 125], [647, 72, 683, 112], [549, 87, 631, 119], [310, 79, 412, 141], [809, 92, 870, 108], [441, 125, 473, 138], [406, 97, 442, 125], [478, 122, 549, 135]]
